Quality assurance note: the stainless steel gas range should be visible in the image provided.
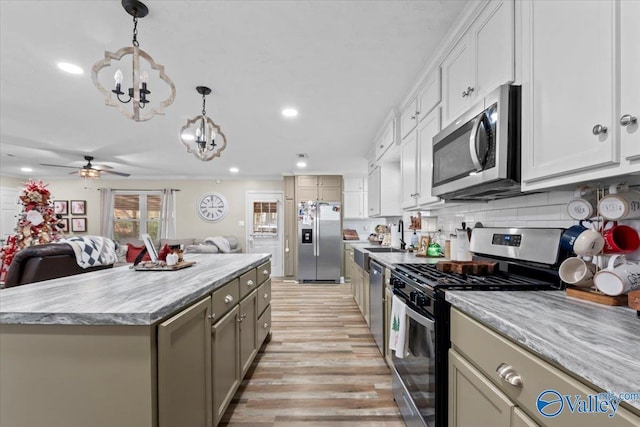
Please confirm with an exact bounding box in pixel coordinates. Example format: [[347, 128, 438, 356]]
[[389, 228, 567, 427]]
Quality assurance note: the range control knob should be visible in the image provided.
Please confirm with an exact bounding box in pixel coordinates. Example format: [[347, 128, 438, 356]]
[[416, 295, 430, 308], [410, 291, 418, 303], [391, 277, 405, 288]]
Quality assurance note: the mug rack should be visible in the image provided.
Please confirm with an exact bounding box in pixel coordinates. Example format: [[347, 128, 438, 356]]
[[564, 182, 640, 307]]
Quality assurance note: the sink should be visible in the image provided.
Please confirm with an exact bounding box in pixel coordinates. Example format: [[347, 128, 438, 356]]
[[363, 247, 406, 253]]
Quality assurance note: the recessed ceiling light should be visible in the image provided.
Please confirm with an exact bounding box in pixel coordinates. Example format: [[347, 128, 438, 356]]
[[21, 167, 33, 172], [282, 108, 298, 118], [57, 62, 84, 75], [296, 161, 307, 168], [229, 167, 239, 173], [181, 132, 195, 141]]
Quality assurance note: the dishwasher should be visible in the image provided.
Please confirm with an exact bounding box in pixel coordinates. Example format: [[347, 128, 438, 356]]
[[369, 260, 384, 356]]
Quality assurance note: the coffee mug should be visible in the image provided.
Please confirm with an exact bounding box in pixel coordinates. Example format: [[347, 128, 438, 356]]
[[559, 256, 597, 288], [572, 229, 605, 257], [594, 255, 640, 296], [598, 184, 640, 220], [601, 222, 640, 254], [567, 186, 597, 220], [166, 253, 179, 266], [560, 221, 591, 254]]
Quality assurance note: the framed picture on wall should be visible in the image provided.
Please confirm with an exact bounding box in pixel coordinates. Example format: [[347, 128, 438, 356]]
[[54, 200, 68, 215], [71, 218, 87, 233], [59, 218, 69, 232], [71, 200, 86, 215]]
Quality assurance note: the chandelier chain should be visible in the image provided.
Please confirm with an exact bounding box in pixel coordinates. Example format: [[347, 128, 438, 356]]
[[132, 15, 139, 47], [201, 93, 207, 116]]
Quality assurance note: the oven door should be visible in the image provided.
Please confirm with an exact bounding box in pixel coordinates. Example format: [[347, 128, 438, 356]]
[[392, 304, 437, 426]]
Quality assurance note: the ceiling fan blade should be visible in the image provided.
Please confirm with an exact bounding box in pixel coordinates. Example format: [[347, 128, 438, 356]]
[[92, 164, 114, 170], [102, 169, 131, 177], [40, 163, 79, 169]]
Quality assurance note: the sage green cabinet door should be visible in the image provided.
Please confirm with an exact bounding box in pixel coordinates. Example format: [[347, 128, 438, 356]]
[[239, 290, 258, 377], [212, 306, 240, 427], [512, 408, 539, 427], [449, 349, 514, 427], [257, 304, 272, 346], [257, 278, 271, 316], [158, 296, 212, 427]]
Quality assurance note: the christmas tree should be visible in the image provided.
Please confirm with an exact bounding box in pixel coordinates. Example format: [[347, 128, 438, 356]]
[[0, 180, 64, 282]]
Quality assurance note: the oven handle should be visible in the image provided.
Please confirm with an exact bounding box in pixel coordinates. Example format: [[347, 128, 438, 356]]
[[468, 114, 484, 172], [405, 305, 436, 329]]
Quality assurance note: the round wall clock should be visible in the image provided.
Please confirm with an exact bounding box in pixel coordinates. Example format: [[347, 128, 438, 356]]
[[197, 192, 228, 222]]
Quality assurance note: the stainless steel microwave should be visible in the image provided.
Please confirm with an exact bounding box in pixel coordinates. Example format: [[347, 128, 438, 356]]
[[432, 85, 521, 201]]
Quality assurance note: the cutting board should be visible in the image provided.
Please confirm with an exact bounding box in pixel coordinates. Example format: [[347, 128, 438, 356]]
[[628, 290, 640, 311], [133, 261, 196, 271], [436, 261, 498, 275], [343, 229, 360, 240]]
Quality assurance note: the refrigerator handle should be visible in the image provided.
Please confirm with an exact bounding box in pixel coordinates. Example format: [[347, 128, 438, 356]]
[[315, 209, 320, 258]]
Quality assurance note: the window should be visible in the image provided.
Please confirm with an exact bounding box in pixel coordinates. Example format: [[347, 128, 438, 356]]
[[113, 191, 162, 241], [252, 201, 278, 234]]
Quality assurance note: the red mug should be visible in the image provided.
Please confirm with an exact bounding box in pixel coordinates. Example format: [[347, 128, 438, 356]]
[[602, 222, 640, 254]]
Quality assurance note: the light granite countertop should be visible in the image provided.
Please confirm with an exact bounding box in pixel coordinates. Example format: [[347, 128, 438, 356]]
[[346, 242, 445, 269], [0, 253, 270, 326], [446, 290, 640, 412]]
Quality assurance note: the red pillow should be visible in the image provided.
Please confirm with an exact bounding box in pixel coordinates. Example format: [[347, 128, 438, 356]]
[[126, 243, 151, 263], [158, 244, 171, 261]]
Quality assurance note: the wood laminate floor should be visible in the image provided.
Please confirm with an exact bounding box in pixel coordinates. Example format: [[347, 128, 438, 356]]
[[220, 279, 404, 426]]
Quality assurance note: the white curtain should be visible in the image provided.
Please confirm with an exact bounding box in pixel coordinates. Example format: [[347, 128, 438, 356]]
[[159, 188, 176, 239], [99, 188, 115, 238]]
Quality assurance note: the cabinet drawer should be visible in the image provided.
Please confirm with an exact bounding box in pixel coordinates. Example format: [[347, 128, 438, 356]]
[[451, 309, 639, 427], [257, 278, 271, 316], [257, 305, 272, 346], [211, 279, 239, 323], [239, 268, 258, 300], [257, 261, 271, 284]]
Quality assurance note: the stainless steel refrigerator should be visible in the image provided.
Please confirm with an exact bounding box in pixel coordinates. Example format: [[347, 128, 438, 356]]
[[297, 200, 341, 283]]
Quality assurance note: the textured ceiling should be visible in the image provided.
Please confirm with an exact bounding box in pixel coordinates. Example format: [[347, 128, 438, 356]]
[[0, 0, 469, 180]]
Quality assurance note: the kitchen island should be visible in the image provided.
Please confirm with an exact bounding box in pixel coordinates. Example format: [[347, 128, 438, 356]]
[[0, 253, 272, 427]]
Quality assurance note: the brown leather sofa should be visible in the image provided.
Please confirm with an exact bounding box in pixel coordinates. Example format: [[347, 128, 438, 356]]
[[2, 243, 113, 289]]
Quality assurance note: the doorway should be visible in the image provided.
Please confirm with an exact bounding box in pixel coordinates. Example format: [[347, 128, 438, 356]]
[[245, 191, 284, 277]]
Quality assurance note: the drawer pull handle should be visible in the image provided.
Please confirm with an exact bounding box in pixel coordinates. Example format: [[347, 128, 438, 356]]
[[263, 322, 269, 329], [224, 295, 234, 304], [263, 269, 270, 275], [208, 313, 216, 320], [247, 280, 254, 287], [264, 293, 269, 299], [496, 363, 523, 387]]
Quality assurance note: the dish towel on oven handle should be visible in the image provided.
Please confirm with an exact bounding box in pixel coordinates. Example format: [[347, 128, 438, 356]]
[[389, 294, 409, 358]]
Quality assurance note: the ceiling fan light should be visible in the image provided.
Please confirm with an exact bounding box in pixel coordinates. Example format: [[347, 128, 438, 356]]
[[79, 168, 100, 179]]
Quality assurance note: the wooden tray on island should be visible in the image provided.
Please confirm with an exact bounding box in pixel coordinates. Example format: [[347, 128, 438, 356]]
[[133, 261, 196, 271]]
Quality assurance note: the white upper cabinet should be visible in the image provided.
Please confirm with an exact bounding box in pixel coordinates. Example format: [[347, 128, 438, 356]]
[[401, 108, 442, 210], [620, 0, 640, 162], [417, 108, 442, 206], [400, 130, 418, 209], [343, 177, 368, 219], [374, 113, 398, 161], [521, 0, 640, 190], [442, 0, 514, 127], [368, 164, 401, 217], [400, 71, 442, 140]]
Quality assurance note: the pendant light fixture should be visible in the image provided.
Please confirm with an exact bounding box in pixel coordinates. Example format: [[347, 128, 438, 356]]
[[179, 86, 228, 161], [91, 0, 176, 122]]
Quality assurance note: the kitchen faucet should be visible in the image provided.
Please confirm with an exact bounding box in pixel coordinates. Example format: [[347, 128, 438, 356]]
[[398, 220, 406, 250]]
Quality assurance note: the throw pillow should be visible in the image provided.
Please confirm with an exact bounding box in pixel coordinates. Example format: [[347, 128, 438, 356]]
[[126, 243, 151, 263], [158, 244, 171, 261], [114, 243, 128, 264], [211, 236, 231, 253]]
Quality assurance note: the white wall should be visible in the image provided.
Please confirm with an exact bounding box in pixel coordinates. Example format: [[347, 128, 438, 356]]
[[0, 176, 284, 250]]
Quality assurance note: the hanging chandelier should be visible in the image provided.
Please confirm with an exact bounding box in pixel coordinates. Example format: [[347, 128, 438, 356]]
[[179, 86, 228, 161], [91, 0, 176, 122]]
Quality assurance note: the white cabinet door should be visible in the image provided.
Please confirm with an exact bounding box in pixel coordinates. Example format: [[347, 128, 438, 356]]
[[343, 177, 364, 192], [417, 108, 442, 206], [620, 0, 640, 161], [343, 192, 364, 219], [418, 70, 441, 122], [400, 129, 418, 209], [522, 0, 617, 183], [400, 99, 419, 140], [473, 0, 514, 100], [367, 167, 381, 217], [442, 34, 473, 126]]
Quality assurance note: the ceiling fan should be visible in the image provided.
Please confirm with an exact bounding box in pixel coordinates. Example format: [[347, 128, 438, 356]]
[[40, 156, 131, 178]]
